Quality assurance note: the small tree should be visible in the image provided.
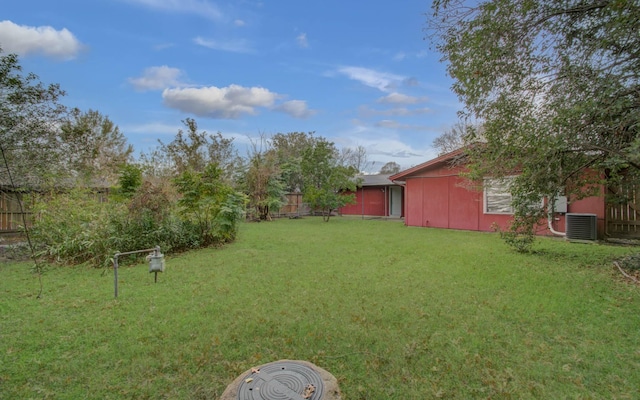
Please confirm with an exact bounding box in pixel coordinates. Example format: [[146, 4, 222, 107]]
[[244, 136, 286, 220], [173, 163, 244, 244], [301, 138, 358, 221]]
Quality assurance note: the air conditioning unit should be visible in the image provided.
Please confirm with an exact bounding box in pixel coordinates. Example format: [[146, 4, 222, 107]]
[[566, 213, 597, 241]]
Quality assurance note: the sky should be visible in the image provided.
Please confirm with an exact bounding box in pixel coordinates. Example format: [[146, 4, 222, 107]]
[[2, 0, 462, 172]]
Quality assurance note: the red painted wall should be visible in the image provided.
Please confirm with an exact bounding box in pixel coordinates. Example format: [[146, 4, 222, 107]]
[[340, 187, 387, 216], [404, 174, 512, 231], [547, 190, 606, 236], [401, 165, 605, 236]]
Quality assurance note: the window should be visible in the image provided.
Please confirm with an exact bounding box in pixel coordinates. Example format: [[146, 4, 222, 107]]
[[484, 177, 515, 214], [484, 176, 545, 215]]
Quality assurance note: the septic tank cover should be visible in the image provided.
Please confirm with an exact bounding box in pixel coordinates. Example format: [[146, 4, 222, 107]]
[[220, 360, 341, 400]]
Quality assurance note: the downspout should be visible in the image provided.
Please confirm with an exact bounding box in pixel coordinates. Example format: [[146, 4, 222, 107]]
[[384, 186, 387, 217], [547, 197, 566, 237]]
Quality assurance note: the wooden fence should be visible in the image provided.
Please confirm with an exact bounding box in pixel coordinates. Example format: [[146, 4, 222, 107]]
[[0, 190, 32, 233], [606, 183, 640, 239]]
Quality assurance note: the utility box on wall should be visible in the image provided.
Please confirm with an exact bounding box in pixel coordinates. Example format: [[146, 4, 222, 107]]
[[554, 195, 568, 213], [566, 213, 597, 241]]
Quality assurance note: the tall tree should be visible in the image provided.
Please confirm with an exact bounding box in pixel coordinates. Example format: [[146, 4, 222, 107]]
[[0, 49, 67, 186], [429, 0, 640, 237], [432, 122, 483, 155], [158, 118, 240, 182], [379, 161, 401, 175], [337, 145, 371, 173], [301, 138, 358, 221], [271, 131, 318, 192], [60, 108, 133, 185]]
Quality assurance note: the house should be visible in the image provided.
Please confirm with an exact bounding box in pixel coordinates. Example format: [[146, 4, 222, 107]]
[[339, 174, 404, 218], [389, 149, 619, 239]]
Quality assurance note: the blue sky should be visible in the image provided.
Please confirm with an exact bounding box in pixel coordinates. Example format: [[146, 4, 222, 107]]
[[2, 0, 461, 171]]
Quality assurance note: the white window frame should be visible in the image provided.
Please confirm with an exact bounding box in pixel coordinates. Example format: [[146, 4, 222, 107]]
[[483, 176, 545, 215], [484, 177, 515, 215]]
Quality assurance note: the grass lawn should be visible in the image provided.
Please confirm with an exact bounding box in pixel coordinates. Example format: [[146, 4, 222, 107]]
[[1, 217, 640, 399]]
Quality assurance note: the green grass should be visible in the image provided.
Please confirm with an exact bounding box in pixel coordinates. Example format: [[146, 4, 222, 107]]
[[2, 217, 640, 399]]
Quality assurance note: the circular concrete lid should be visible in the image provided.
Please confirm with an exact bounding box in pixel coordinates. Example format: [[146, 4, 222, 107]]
[[220, 360, 341, 400], [236, 360, 323, 399]]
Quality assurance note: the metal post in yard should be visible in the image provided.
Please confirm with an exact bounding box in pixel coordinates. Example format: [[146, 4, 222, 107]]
[[113, 246, 161, 299]]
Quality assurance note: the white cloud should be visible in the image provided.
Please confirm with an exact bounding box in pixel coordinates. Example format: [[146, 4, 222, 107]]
[[375, 119, 433, 131], [358, 105, 432, 117], [121, 0, 223, 21], [162, 84, 279, 119], [377, 92, 427, 105], [153, 42, 174, 51], [275, 100, 316, 119], [234, 19, 246, 27], [193, 36, 254, 53], [336, 66, 405, 92], [128, 66, 185, 91], [332, 124, 435, 171], [0, 20, 82, 60], [296, 33, 309, 48], [393, 52, 406, 61]]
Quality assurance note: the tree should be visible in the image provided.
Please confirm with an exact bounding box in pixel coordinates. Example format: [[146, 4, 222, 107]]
[[432, 122, 483, 155], [60, 109, 133, 185], [379, 161, 401, 175], [301, 138, 358, 221], [158, 118, 240, 182], [0, 49, 67, 186], [173, 163, 244, 244], [271, 131, 318, 192], [118, 164, 142, 198], [429, 0, 640, 247], [243, 136, 286, 220], [337, 145, 371, 173]]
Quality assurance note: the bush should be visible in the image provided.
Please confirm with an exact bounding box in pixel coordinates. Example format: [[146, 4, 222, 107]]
[[29, 175, 246, 268], [29, 188, 123, 267]]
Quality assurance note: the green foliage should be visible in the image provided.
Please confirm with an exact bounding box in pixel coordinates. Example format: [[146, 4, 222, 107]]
[[270, 131, 318, 192], [242, 138, 287, 220], [158, 118, 240, 182], [59, 108, 133, 185], [0, 49, 67, 186], [29, 171, 244, 267], [29, 188, 123, 268], [493, 218, 536, 253], [301, 138, 358, 221], [615, 253, 640, 272], [215, 192, 248, 241], [429, 0, 640, 247], [173, 163, 244, 244], [118, 164, 143, 198]]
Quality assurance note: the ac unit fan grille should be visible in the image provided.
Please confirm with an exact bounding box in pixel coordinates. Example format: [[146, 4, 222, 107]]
[[566, 213, 597, 241]]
